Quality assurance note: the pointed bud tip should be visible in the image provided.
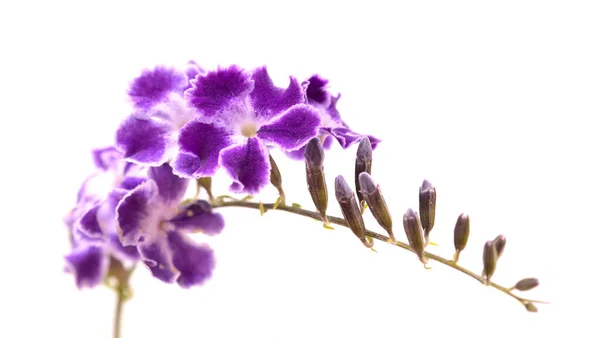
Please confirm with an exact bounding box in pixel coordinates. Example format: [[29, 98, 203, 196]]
[[304, 137, 324, 167], [420, 179, 435, 192], [358, 172, 377, 195], [334, 175, 353, 201], [356, 137, 373, 161]]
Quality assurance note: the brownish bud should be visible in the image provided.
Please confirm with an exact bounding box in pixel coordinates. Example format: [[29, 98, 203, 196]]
[[515, 278, 539, 291], [524, 302, 538, 313], [269, 155, 285, 205], [453, 213, 470, 262], [483, 240, 498, 285], [304, 138, 328, 223], [335, 175, 372, 248], [402, 208, 428, 264], [493, 234, 507, 258], [354, 137, 373, 210], [419, 180, 436, 243], [358, 172, 395, 243]]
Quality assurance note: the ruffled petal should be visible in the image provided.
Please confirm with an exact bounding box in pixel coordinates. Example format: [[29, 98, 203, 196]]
[[323, 127, 382, 150], [138, 237, 179, 283], [116, 180, 160, 246], [185, 65, 254, 117], [168, 200, 225, 235], [64, 245, 108, 289], [115, 116, 173, 166], [172, 120, 233, 178], [257, 104, 321, 151], [118, 177, 147, 191], [167, 231, 215, 288], [92, 147, 122, 171], [128, 66, 188, 110], [305, 74, 331, 106], [184, 60, 205, 90], [148, 163, 189, 205], [219, 137, 270, 194], [108, 234, 140, 261], [77, 204, 104, 239], [250, 67, 305, 120]]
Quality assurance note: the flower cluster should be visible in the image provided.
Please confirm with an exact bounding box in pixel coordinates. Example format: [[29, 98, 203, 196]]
[[64, 61, 378, 288]]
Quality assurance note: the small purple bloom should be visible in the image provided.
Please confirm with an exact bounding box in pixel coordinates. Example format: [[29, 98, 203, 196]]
[[286, 75, 381, 159], [116, 63, 203, 166], [173, 65, 321, 194], [64, 147, 143, 288], [116, 163, 224, 287]]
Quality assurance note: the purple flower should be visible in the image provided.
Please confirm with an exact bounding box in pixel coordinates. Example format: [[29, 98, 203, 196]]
[[116, 62, 204, 166], [64, 147, 143, 288], [116, 163, 224, 287], [172, 65, 321, 194], [286, 75, 381, 160]]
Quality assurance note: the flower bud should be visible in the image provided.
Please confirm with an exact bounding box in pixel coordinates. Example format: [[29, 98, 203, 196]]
[[453, 213, 470, 262], [493, 234, 507, 258], [514, 278, 539, 291], [354, 137, 373, 211], [402, 208, 428, 264], [358, 172, 395, 243], [524, 302, 538, 313], [419, 180, 436, 243], [335, 175, 372, 248], [304, 138, 328, 223], [269, 155, 285, 204], [483, 240, 498, 285]]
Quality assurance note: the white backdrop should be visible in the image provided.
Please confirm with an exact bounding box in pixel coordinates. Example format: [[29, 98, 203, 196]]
[[1, 1, 598, 337]]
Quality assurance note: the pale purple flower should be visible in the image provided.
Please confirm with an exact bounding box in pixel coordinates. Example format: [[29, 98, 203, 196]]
[[116, 163, 224, 287], [286, 74, 381, 160], [116, 62, 205, 166], [64, 147, 143, 288], [172, 65, 321, 194]]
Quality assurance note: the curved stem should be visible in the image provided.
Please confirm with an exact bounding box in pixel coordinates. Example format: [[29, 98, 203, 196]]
[[212, 200, 548, 308]]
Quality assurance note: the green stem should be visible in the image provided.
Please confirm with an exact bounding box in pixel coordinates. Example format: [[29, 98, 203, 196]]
[[113, 286, 125, 338], [212, 200, 548, 308]]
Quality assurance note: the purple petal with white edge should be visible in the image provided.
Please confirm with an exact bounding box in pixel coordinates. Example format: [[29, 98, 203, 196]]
[[128, 66, 188, 110], [138, 238, 179, 283], [324, 94, 342, 123], [250, 67, 305, 120], [78, 204, 104, 239], [305, 74, 331, 106], [65, 245, 108, 288], [167, 231, 215, 288], [115, 116, 173, 166], [109, 234, 140, 261], [184, 61, 205, 90], [148, 163, 189, 205], [185, 65, 254, 117], [220, 137, 270, 194], [284, 134, 334, 160], [116, 180, 160, 246], [172, 120, 233, 178], [92, 147, 122, 171], [257, 104, 321, 151], [118, 177, 147, 191], [169, 200, 225, 235], [323, 127, 382, 150]]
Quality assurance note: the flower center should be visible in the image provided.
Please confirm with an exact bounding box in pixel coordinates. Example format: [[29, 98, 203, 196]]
[[240, 122, 258, 138]]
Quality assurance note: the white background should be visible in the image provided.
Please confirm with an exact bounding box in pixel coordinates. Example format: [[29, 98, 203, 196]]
[[1, 1, 598, 337]]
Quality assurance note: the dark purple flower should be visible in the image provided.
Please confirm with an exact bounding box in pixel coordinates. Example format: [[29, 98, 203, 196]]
[[116, 62, 203, 166], [116, 163, 224, 287], [172, 65, 321, 194], [286, 75, 381, 159], [65, 147, 143, 288]]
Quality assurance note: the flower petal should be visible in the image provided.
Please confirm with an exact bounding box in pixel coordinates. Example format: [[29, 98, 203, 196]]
[[167, 231, 215, 288], [284, 135, 334, 160], [257, 104, 321, 151], [148, 163, 189, 205], [108, 234, 140, 261], [92, 147, 122, 171], [172, 120, 232, 178], [305, 74, 331, 106], [128, 66, 188, 110], [116, 180, 160, 246], [138, 237, 179, 283], [185, 65, 254, 117], [118, 177, 147, 191], [219, 137, 270, 194], [169, 200, 225, 235], [250, 67, 305, 120], [77, 204, 104, 239], [323, 127, 382, 150], [64, 245, 108, 289], [115, 116, 173, 165]]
